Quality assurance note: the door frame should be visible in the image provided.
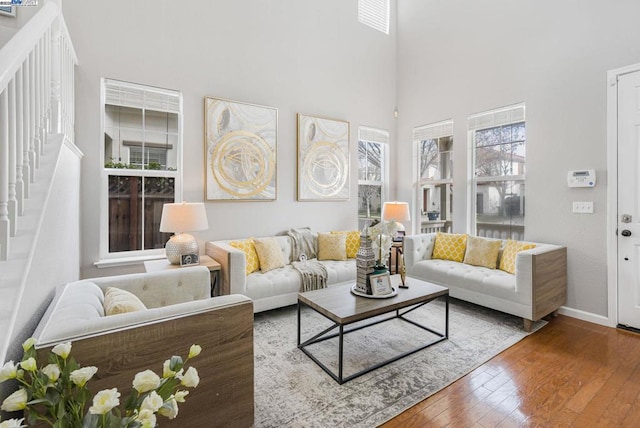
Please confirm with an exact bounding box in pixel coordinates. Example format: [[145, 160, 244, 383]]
[[606, 62, 640, 328]]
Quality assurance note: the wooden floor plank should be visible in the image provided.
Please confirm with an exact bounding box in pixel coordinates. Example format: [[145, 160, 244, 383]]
[[381, 315, 640, 428]]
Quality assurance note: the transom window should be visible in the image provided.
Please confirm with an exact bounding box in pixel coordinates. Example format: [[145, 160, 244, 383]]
[[100, 79, 182, 259], [358, 0, 390, 34], [469, 103, 526, 240]]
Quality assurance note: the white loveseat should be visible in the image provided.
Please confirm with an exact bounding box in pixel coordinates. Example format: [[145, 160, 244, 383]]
[[403, 233, 567, 331], [32, 267, 255, 427], [207, 236, 356, 312]]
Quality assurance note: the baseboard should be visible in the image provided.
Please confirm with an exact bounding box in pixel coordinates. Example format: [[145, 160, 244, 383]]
[[557, 306, 613, 327]]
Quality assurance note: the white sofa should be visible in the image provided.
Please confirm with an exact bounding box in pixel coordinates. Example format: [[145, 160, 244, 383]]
[[403, 233, 567, 331], [32, 267, 254, 428], [206, 236, 356, 312]]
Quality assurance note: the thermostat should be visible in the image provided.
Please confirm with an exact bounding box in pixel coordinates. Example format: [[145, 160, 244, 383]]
[[567, 170, 596, 187]]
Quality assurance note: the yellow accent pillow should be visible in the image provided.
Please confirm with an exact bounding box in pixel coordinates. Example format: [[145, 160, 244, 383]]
[[463, 236, 502, 269], [331, 230, 360, 258], [317, 232, 347, 261], [432, 232, 468, 262], [499, 240, 536, 274], [230, 239, 260, 275], [104, 287, 147, 316], [253, 237, 286, 272]]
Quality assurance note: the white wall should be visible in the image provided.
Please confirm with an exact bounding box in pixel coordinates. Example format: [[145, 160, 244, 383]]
[[396, 0, 640, 318], [0, 4, 40, 47], [61, 0, 398, 278]]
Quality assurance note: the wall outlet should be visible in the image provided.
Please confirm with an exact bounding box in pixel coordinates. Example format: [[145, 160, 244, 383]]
[[573, 201, 594, 214]]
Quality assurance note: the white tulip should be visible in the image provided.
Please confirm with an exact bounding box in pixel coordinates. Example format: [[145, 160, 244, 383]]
[[0, 389, 28, 412], [51, 342, 72, 359], [0, 361, 17, 382], [141, 391, 163, 412], [70, 366, 98, 387], [188, 344, 202, 359], [42, 364, 61, 382], [89, 388, 121, 415], [158, 398, 179, 419], [132, 370, 161, 393], [178, 366, 199, 388]]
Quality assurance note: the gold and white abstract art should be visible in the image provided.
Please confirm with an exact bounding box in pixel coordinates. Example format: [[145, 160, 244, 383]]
[[297, 114, 350, 201], [205, 97, 277, 200]]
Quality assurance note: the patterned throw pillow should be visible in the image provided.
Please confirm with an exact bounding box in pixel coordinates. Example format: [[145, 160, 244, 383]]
[[432, 232, 468, 262], [463, 236, 502, 269], [104, 287, 147, 316], [331, 230, 360, 258], [317, 233, 347, 261], [499, 240, 536, 274], [253, 237, 286, 272], [230, 239, 260, 275]]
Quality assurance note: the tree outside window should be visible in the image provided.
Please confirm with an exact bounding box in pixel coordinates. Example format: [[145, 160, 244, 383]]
[[357, 129, 388, 230], [474, 121, 526, 239]]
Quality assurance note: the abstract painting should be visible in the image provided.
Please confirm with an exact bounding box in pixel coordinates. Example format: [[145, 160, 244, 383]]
[[205, 97, 277, 200], [297, 114, 350, 201]]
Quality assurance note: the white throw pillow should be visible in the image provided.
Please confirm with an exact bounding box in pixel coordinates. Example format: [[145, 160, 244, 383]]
[[104, 287, 147, 316]]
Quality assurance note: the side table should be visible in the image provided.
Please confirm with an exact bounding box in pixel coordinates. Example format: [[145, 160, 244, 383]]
[[144, 255, 222, 297]]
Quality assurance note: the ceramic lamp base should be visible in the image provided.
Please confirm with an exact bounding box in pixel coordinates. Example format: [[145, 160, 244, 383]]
[[165, 233, 199, 264]]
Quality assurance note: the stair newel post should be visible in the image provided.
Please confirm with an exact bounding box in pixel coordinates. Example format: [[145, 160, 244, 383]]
[[15, 65, 24, 215], [8, 78, 17, 237], [0, 89, 10, 260]]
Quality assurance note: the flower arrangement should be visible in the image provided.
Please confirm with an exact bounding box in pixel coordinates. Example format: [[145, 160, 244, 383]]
[[0, 338, 202, 428], [369, 220, 397, 267]]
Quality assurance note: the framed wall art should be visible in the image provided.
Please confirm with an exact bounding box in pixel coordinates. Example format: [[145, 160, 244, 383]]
[[297, 113, 350, 201], [205, 97, 277, 201]]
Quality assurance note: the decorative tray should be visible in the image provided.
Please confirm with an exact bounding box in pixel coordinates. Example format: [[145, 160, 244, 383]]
[[350, 284, 398, 299]]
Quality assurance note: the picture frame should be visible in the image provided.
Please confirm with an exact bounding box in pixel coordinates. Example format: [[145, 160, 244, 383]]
[[180, 253, 200, 267], [204, 96, 277, 201], [297, 113, 350, 201], [0, 6, 15, 17], [370, 271, 393, 296]]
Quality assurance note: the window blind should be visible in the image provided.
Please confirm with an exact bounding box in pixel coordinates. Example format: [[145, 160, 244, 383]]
[[468, 103, 525, 131], [358, 126, 389, 144], [358, 0, 389, 34], [413, 119, 454, 142], [104, 79, 181, 114]]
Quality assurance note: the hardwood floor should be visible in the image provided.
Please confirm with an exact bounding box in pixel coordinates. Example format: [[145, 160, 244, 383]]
[[381, 315, 640, 427]]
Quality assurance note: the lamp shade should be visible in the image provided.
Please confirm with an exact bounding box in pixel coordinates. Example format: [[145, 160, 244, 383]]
[[382, 201, 411, 222], [160, 202, 209, 233]]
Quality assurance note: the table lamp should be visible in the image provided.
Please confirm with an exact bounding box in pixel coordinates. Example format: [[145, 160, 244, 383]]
[[382, 201, 411, 231], [160, 202, 209, 264]]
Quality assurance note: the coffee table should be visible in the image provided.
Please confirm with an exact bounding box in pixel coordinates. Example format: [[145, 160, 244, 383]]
[[297, 275, 449, 384]]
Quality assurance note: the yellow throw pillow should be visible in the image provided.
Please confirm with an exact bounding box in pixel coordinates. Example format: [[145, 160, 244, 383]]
[[331, 230, 360, 258], [432, 232, 468, 262], [317, 232, 347, 261], [499, 240, 536, 274], [230, 239, 260, 275], [463, 236, 502, 269], [253, 237, 286, 272], [104, 287, 147, 316]]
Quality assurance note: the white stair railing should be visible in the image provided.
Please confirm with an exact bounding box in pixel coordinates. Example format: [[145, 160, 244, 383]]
[[0, 1, 77, 261]]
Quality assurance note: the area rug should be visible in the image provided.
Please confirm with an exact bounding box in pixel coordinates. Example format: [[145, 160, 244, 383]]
[[253, 298, 545, 428]]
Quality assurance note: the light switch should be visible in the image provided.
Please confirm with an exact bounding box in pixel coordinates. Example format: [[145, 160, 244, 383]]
[[573, 201, 594, 214]]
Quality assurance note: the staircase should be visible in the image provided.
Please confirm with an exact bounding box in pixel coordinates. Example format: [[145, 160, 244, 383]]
[[0, 1, 78, 362]]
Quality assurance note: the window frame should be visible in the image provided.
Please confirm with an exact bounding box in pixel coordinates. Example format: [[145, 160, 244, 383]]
[[357, 126, 389, 229], [468, 103, 526, 239], [98, 79, 183, 264], [413, 120, 454, 234]]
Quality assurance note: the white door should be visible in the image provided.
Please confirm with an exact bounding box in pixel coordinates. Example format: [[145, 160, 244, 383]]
[[618, 69, 640, 329]]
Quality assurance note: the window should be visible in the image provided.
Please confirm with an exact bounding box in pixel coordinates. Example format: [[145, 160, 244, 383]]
[[358, 0, 390, 34], [101, 79, 182, 259], [413, 120, 454, 234], [469, 103, 526, 240], [358, 126, 388, 230]]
